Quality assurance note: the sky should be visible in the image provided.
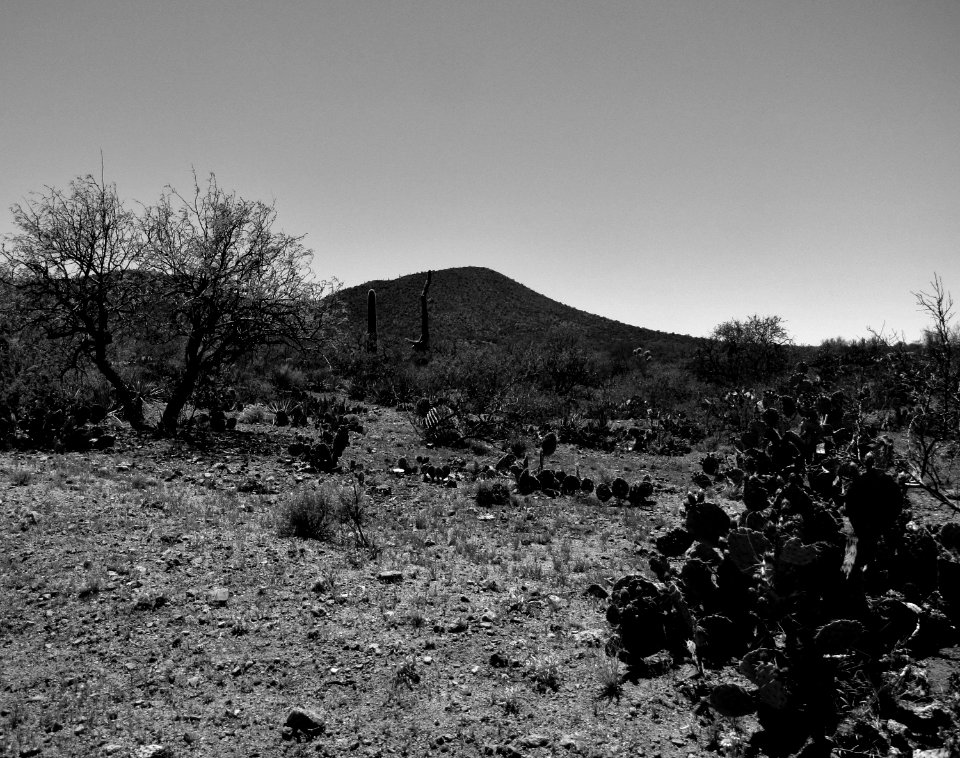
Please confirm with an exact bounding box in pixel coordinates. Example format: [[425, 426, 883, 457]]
[[2, 1, 958, 346]]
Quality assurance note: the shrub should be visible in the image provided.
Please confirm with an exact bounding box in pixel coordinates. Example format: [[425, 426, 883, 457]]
[[238, 404, 268, 424], [277, 489, 338, 541], [271, 363, 307, 393], [475, 480, 511, 507]]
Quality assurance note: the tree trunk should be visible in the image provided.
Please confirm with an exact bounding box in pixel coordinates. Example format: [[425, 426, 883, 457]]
[[91, 340, 148, 431], [160, 361, 204, 436]]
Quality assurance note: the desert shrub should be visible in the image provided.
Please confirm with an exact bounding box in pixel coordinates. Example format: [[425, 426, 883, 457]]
[[277, 489, 338, 541], [238, 404, 268, 424], [536, 332, 600, 397], [695, 314, 793, 386], [271, 362, 307, 393], [527, 652, 562, 692], [475, 480, 511, 507]]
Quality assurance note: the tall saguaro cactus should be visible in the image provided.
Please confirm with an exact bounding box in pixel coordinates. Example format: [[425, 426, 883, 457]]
[[407, 270, 432, 352], [366, 288, 378, 353]]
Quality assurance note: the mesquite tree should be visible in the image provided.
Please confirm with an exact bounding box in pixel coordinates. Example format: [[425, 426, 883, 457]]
[[2, 172, 337, 435], [142, 175, 336, 433], [1, 174, 150, 426]]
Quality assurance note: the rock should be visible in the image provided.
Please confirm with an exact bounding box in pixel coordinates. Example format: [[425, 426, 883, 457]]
[[519, 734, 550, 748], [572, 629, 605, 648], [208, 587, 230, 606], [132, 591, 169, 611], [833, 717, 888, 756], [377, 570, 403, 584], [558, 735, 579, 751], [595, 482, 612, 502], [489, 652, 510, 668], [583, 583, 609, 600], [891, 701, 951, 734], [634, 650, 673, 677], [284, 706, 326, 738], [488, 745, 523, 758], [133, 746, 173, 758]]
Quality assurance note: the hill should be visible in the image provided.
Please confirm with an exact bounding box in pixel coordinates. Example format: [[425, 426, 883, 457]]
[[334, 267, 702, 362]]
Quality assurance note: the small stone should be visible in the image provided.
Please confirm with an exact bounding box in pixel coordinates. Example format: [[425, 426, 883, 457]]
[[572, 629, 605, 648], [133, 746, 172, 758], [635, 651, 673, 677], [519, 734, 551, 748], [559, 735, 579, 751], [208, 587, 230, 606], [377, 570, 403, 584]]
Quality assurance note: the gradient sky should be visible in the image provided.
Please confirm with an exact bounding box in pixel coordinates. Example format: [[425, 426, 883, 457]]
[[2, 1, 958, 345]]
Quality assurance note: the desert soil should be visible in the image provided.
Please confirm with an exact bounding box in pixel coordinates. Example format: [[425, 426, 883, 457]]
[[1, 402, 956, 758]]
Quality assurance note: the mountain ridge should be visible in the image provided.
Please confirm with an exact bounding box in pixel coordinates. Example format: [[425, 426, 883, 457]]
[[333, 266, 702, 361]]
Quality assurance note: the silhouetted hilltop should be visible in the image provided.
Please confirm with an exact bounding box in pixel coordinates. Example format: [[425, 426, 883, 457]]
[[335, 267, 702, 362]]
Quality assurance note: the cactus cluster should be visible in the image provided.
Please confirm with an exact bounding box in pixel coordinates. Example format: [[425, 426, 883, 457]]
[[288, 425, 351, 474], [606, 376, 960, 752], [0, 400, 117, 452]]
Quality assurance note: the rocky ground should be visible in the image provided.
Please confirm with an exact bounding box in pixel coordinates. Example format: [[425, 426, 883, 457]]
[[1, 401, 957, 758]]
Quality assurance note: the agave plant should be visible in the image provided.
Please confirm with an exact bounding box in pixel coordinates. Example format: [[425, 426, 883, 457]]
[[268, 400, 293, 427]]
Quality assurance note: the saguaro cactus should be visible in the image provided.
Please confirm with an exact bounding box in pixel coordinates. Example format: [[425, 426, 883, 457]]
[[407, 270, 432, 352], [366, 289, 378, 353]]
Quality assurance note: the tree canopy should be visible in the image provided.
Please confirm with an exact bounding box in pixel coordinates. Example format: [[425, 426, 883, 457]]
[[1, 172, 338, 434]]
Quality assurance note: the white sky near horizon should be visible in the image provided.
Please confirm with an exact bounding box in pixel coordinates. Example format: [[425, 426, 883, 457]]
[[1, 1, 958, 346]]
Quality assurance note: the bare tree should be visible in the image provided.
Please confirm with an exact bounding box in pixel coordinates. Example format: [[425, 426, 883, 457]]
[[142, 174, 338, 434], [2, 172, 338, 436], [914, 274, 960, 426], [0, 174, 149, 425]]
